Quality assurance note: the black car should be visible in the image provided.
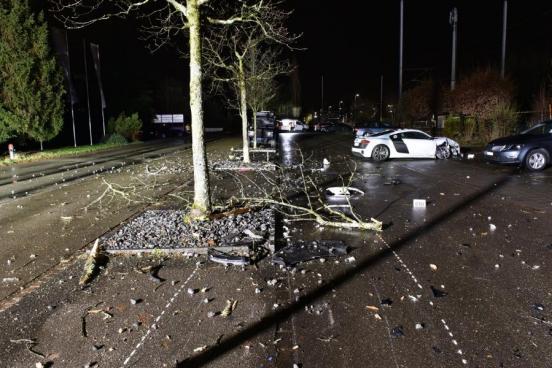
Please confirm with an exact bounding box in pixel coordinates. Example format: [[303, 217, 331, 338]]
[[484, 120, 552, 171]]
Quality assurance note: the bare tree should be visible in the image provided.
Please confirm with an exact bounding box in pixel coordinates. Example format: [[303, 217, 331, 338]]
[[203, 3, 296, 162], [246, 46, 290, 149], [49, 0, 295, 217]]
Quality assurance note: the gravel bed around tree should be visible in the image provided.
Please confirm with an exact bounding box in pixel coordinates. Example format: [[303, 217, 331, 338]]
[[211, 160, 276, 171], [103, 208, 274, 251]]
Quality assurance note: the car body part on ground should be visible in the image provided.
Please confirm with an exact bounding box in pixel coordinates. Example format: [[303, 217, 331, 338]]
[[272, 240, 348, 267], [351, 129, 461, 161], [325, 186, 365, 198], [484, 120, 552, 171], [208, 249, 250, 266]]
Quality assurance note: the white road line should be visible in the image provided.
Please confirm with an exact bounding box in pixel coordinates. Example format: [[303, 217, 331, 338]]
[[376, 234, 468, 366], [122, 265, 199, 367]]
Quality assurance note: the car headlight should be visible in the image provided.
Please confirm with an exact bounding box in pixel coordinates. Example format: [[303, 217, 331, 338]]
[[492, 144, 522, 152], [503, 144, 522, 151]]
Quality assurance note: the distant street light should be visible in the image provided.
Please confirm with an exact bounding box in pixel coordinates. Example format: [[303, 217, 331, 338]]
[[353, 93, 360, 120]]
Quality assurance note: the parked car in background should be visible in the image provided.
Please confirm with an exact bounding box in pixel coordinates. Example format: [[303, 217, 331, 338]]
[[248, 111, 276, 147], [484, 120, 552, 171], [351, 129, 460, 161], [279, 118, 307, 132], [353, 121, 394, 137]]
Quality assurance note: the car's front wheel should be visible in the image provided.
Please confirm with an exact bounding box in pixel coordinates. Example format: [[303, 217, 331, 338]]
[[525, 148, 549, 171], [372, 145, 390, 161]]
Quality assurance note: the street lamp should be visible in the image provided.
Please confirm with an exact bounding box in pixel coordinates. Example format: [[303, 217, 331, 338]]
[[353, 93, 360, 121]]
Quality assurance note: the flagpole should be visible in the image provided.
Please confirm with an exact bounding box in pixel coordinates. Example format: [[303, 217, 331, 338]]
[[66, 30, 77, 147], [97, 45, 106, 136], [83, 38, 93, 146]]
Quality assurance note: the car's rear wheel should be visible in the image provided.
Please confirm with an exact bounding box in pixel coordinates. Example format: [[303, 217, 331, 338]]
[[372, 145, 390, 161], [525, 149, 549, 171]]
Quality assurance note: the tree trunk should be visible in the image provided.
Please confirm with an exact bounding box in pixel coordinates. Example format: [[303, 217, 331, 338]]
[[40, 140, 43, 151], [253, 110, 258, 149], [187, 0, 211, 217], [238, 58, 250, 163]]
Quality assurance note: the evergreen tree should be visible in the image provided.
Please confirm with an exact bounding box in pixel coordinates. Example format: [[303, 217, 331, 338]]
[[0, 0, 64, 147]]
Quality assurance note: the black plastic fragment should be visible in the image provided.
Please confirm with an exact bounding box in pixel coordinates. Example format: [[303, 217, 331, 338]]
[[430, 286, 448, 298]]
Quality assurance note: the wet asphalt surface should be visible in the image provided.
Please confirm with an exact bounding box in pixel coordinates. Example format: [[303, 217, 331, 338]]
[[1, 132, 552, 367], [0, 138, 189, 201]]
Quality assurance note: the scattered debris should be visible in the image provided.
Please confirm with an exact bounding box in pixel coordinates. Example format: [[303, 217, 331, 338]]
[[415, 322, 425, 330], [429, 264, 437, 271], [366, 305, 379, 312], [221, 300, 237, 317], [187, 288, 197, 295], [2, 277, 19, 283], [193, 345, 208, 353], [272, 240, 348, 267], [208, 249, 249, 266], [413, 199, 427, 208], [490, 224, 497, 231]]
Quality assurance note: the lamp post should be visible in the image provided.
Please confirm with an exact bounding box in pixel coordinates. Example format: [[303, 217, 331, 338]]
[[353, 93, 360, 121]]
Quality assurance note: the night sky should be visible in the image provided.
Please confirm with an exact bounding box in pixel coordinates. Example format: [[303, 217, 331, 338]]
[[287, 1, 552, 112], [49, 0, 552, 138]]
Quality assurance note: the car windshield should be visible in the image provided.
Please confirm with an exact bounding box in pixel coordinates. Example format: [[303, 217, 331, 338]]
[[371, 129, 396, 137], [522, 122, 552, 135]]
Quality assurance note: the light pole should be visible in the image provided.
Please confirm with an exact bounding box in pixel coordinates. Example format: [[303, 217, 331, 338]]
[[501, 0, 508, 78], [353, 93, 360, 121], [449, 7, 458, 91], [399, 0, 404, 99]]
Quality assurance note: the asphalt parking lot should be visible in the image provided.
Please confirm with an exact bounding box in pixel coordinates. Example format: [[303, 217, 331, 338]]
[[1, 133, 551, 367]]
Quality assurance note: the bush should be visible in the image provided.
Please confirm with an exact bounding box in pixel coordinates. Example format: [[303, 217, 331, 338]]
[[104, 133, 128, 145], [107, 112, 142, 141]]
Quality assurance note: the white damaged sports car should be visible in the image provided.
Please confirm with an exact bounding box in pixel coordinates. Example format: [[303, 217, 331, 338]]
[[351, 129, 460, 161]]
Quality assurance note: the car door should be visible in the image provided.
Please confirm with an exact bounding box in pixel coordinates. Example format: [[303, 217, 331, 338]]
[[402, 131, 436, 157]]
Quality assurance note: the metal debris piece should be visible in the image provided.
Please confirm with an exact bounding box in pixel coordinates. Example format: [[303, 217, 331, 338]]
[[272, 240, 348, 267], [208, 249, 249, 266], [221, 300, 237, 317]]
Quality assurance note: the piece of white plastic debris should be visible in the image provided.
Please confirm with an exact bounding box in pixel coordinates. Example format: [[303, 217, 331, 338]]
[[193, 345, 207, 353], [494, 264, 500, 269], [532, 265, 541, 270], [345, 256, 356, 263], [429, 264, 437, 271], [374, 313, 382, 320], [413, 199, 426, 208], [415, 323, 424, 330], [323, 158, 330, 166], [187, 288, 196, 295], [489, 224, 497, 231]]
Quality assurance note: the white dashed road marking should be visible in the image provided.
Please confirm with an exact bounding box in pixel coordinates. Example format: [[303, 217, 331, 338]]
[[376, 234, 468, 365], [122, 265, 199, 367]]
